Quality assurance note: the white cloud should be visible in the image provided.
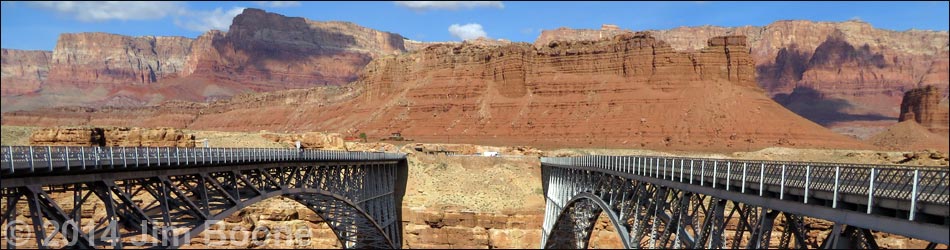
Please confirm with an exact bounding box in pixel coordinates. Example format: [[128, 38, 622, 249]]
[[174, 7, 246, 32], [395, 1, 503, 11], [26, 1, 250, 32], [27, 1, 185, 22], [254, 1, 300, 8], [448, 23, 487, 41]]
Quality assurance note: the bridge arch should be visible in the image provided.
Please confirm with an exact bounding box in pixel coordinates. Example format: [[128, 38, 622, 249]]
[[544, 192, 631, 249], [541, 155, 950, 249], [180, 188, 394, 249], [0, 146, 407, 249]]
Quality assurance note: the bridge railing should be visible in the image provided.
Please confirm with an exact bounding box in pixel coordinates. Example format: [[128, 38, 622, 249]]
[[541, 155, 949, 221], [1, 145, 405, 176]]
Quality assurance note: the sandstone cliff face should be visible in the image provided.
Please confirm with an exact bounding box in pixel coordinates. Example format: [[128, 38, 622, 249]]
[[536, 20, 950, 135], [0, 49, 52, 96], [3, 32, 870, 150], [4, 33, 867, 151], [202, 8, 406, 90], [29, 127, 104, 146], [103, 127, 196, 147], [899, 85, 950, 137], [48, 32, 194, 87], [27, 126, 195, 147], [1, 8, 407, 111]]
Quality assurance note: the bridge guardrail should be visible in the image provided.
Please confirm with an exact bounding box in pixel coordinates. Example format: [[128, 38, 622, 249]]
[[542, 155, 950, 221], [1, 146, 405, 176]]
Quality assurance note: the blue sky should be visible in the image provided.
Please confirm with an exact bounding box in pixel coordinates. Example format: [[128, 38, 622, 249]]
[[1, 1, 948, 51]]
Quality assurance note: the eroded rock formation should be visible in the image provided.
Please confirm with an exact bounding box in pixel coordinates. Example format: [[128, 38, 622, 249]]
[[1, 8, 407, 112], [103, 127, 196, 147], [536, 21, 950, 137], [4, 33, 870, 151], [28, 126, 194, 147], [899, 85, 950, 137], [29, 127, 104, 146], [0, 49, 51, 96]]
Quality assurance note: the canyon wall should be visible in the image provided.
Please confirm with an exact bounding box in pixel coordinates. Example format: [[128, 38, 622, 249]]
[[536, 21, 950, 138], [4, 16, 947, 142], [0, 49, 51, 95], [0, 8, 407, 112], [47, 33, 194, 87], [4, 33, 870, 151]]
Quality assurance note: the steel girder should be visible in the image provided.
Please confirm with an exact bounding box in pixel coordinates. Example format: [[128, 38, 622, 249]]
[[540, 164, 941, 249], [1, 161, 404, 249]]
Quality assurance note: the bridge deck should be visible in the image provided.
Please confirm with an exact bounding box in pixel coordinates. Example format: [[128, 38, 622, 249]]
[[1, 146, 404, 178]]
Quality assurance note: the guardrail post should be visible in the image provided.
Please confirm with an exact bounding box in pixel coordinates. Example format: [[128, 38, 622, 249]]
[[146, 147, 150, 166], [726, 162, 731, 191], [47, 146, 54, 171], [689, 160, 694, 184], [120, 147, 127, 168], [80, 147, 86, 170], [7, 146, 15, 174], [679, 159, 684, 182], [29, 146, 35, 173], [64, 146, 70, 171], [63, 146, 69, 171], [910, 169, 919, 221], [700, 160, 705, 186], [867, 168, 875, 214], [109, 147, 115, 168], [805, 165, 810, 204], [94, 147, 100, 170], [166, 147, 171, 166], [759, 163, 765, 196], [712, 161, 718, 188], [742, 162, 747, 193], [833, 166, 840, 208], [780, 164, 786, 200]]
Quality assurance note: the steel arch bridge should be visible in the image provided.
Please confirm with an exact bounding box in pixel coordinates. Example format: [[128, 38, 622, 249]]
[[0, 146, 408, 249], [540, 155, 950, 249]]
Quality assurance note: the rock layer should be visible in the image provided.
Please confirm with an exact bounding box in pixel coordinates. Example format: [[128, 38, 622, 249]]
[[899, 85, 950, 137], [536, 21, 950, 136], [28, 126, 194, 147], [0, 49, 51, 95], [29, 127, 105, 146], [1, 8, 407, 112], [4, 33, 870, 151]]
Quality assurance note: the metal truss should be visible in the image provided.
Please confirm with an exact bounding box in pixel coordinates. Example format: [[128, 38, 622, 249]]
[[540, 155, 950, 249], [1, 146, 407, 249]]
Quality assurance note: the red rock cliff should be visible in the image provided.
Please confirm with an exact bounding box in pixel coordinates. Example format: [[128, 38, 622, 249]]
[[198, 8, 407, 90], [47, 33, 195, 87], [1, 8, 407, 111], [536, 20, 950, 136], [899, 85, 950, 137], [5, 33, 868, 151], [0, 49, 52, 95]]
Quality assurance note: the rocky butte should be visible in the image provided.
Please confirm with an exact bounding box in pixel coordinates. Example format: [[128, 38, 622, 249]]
[[3, 33, 869, 151], [0, 8, 408, 112], [536, 20, 950, 138], [899, 85, 950, 137]]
